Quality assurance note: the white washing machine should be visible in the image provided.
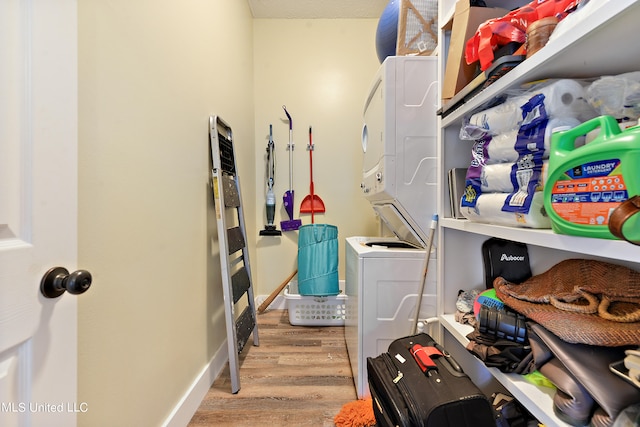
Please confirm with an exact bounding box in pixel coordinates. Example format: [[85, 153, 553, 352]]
[[345, 236, 436, 398]]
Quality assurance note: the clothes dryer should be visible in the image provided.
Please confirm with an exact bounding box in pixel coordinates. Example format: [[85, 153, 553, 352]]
[[360, 56, 438, 248]]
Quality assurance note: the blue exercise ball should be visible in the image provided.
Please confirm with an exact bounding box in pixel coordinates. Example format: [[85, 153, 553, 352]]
[[375, 0, 399, 63]]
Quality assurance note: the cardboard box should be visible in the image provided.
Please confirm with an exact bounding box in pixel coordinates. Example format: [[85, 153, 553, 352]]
[[396, 0, 438, 57], [442, 1, 508, 101]]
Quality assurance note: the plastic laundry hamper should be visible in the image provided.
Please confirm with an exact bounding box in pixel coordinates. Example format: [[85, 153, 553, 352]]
[[284, 280, 346, 326], [297, 224, 339, 296]]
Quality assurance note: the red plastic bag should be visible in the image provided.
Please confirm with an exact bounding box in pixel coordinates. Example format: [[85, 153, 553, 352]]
[[465, 0, 583, 71]]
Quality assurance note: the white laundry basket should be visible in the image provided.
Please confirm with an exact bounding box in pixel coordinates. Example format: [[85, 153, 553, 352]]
[[284, 280, 346, 326]]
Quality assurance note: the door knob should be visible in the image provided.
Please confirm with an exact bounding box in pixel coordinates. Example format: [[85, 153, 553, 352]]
[[40, 267, 92, 298]]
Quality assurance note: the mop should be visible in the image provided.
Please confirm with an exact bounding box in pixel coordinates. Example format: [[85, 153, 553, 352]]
[[411, 214, 439, 335], [260, 124, 281, 236], [280, 106, 302, 231]]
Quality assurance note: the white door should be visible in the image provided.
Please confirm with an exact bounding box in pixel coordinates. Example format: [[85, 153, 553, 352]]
[[0, 1, 82, 427]]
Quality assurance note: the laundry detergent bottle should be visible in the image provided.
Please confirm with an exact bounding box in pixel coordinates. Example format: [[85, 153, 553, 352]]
[[544, 115, 640, 240]]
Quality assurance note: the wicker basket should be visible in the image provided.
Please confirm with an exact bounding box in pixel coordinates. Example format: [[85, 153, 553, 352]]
[[284, 280, 346, 326]]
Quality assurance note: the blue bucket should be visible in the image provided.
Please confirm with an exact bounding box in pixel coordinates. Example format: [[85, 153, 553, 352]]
[[297, 224, 339, 296]]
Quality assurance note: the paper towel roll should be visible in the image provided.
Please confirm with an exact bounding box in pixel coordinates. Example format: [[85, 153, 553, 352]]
[[464, 79, 586, 139], [460, 191, 551, 229], [484, 117, 582, 164], [480, 161, 549, 193], [465, 101, 522, 140], [535, 79, 586, 118]]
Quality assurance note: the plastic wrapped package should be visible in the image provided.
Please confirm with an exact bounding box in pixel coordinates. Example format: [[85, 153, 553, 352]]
[[586, 71, 640, 120], [460, 191, 551, 229], [476, 117, 581, 164], [461, 79, 591, 140], [457, 79, 597, 229], [477, 160, 549, 194]]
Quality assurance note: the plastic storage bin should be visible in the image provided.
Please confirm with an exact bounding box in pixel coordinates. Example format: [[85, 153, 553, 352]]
[[284, 280, 346, 326]]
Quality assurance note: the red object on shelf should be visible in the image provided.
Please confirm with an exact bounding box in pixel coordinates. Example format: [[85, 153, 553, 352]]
[[465, 0, 583, 71]]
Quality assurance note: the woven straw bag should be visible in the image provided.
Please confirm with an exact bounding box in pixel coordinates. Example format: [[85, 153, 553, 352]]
[[494, 259, 640, 346]]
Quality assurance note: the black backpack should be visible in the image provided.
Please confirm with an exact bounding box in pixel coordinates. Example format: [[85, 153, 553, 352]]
[[482, 237, 531, 288]]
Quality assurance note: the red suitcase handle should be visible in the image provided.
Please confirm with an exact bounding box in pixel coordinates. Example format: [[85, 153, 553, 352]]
[[410, 344, 443, 373]]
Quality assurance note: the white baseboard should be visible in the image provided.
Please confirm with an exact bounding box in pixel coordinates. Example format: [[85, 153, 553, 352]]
[[162, 339, 229, 427], [254, 294, 286, 310], [162, 297, 287, 427]]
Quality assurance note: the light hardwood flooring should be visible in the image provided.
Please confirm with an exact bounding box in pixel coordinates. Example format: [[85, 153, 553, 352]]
[[188, 309, 358, 427]]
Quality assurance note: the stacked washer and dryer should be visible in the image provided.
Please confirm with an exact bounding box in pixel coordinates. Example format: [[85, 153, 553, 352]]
[[345, 56, 439, 399]]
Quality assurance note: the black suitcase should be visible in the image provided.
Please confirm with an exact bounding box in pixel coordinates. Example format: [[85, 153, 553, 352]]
[[367, 333, 496, 427]]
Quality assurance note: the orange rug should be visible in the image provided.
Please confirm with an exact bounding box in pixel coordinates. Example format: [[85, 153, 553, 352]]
[[334, 398, 376, 427]]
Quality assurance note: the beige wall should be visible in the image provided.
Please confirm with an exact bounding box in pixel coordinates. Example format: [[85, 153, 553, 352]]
[[252, 19, 379, 296], [78, 3, 380, 426], [78, 1, 254, 425]]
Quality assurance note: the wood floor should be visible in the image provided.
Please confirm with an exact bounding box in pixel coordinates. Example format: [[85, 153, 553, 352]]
[[188, 309, 358, 427]]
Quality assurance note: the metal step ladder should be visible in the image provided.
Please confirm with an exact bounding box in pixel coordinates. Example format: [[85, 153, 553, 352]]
[[208, 115, 259, 394]]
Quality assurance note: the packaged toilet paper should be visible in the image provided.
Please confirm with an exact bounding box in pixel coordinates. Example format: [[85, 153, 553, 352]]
[[464, 98, 552, 209], [461, 79, 591, 140], [456, 79, 599, 230], [478, 160, 549, 194], [460, 191, 551, 229], [480, 117, 581, 164]]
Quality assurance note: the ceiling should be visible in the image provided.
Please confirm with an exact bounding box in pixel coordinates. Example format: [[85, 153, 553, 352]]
[[247, 0, 389, 19]]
